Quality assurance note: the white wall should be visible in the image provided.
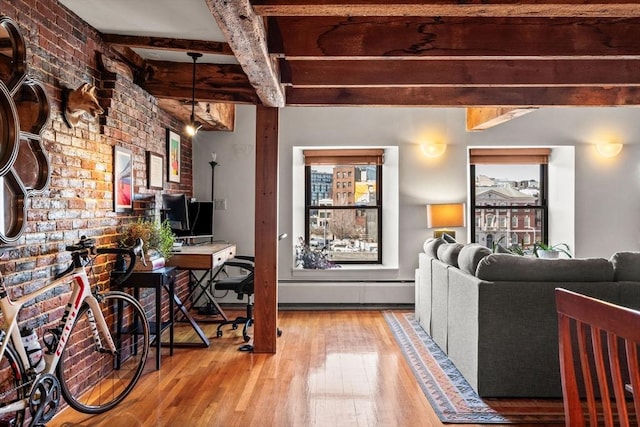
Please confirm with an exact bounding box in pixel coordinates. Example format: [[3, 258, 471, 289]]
[[194, 105, 640, 284], [190, 105, 255, 255]]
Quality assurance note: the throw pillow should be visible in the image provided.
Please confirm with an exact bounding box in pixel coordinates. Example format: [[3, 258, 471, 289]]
[[494, 243, 512, 254], [441, 232, 457, 243], [458, 243, 492, 275]]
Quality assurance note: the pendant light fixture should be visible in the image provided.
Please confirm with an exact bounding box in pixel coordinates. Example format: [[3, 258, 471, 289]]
[[185, 52, 203, 137]]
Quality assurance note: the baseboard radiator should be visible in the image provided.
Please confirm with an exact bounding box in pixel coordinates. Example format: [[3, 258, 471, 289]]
[[277, 280, 415, 305]]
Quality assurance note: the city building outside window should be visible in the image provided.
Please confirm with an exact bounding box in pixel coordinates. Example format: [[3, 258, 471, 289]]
[[304, 149, 383, 264], [470, 148, 550, 253]]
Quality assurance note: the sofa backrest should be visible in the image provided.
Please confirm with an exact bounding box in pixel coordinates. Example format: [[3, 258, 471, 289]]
[[475, 253, 614, 282]]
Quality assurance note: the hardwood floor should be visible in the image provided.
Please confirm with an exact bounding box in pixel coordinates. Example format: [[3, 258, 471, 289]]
[[51, 310, 509, 427]]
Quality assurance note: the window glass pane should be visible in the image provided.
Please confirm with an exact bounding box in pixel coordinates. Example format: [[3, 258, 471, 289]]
[[307, 208, 378, 262], [474, 207, 543, 251], [334, 208, 378, 262], [310, 164, 377, 207], [475, 164, 540, 206]]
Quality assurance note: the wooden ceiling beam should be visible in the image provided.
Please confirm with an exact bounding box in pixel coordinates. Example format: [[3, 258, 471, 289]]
[[466, 107, 537, 132], [205, 0, 285, 107], [102, 34, 235, 56], [285, 86, 640, 106], [252, 1, 640, 17], [269, 16, 640, 59], [141, 60, 258, 104], [281, 59, 640, 86], [157, 99, 235, 131]]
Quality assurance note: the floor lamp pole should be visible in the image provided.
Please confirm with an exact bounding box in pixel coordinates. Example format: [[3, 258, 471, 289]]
[[209, 160, 218, 243]]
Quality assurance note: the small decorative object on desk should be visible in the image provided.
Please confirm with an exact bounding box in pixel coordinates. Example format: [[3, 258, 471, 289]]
[[295, 236, 340, 269], [120, 218, 176, 270], [134, 256, 165, 271]]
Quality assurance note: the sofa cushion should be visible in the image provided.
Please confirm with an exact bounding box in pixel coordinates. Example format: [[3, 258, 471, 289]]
[[437, 243, 465, 267], [458, 244, 492, 275], [610, 252, 640, 281], [476, 254, 614, 282], [423, 237, 445, 259]]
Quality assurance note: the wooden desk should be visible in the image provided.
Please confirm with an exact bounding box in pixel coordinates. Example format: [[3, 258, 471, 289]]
[[167, 242, 235, 270], [113, 267, 175, 370], [166, 242, 236, 347]]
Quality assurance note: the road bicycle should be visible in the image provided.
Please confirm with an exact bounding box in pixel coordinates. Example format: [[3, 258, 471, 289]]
[[0, 236, 150, 426]]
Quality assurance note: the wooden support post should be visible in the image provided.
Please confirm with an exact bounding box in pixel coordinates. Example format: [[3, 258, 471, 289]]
[[253, 105, 279, 353]]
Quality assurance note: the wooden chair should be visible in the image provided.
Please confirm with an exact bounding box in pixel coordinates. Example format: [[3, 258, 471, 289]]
[[555, 288, 640, 426]]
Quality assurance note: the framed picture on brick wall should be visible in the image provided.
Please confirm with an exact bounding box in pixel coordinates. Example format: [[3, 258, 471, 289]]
[[114, 146, 133, 212], [147, 151, 163, 189], [167, 129, 180, 183]]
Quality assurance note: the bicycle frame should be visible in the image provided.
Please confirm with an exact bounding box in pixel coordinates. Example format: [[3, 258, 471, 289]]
[[0, 263, 115, 414]]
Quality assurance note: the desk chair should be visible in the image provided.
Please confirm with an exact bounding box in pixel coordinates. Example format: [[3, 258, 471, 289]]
[[215, 256, 255, 351], [555, 288, 640, 427]]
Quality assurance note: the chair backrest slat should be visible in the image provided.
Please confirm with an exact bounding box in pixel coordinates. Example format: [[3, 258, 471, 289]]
[[556, 288, 640, 427]]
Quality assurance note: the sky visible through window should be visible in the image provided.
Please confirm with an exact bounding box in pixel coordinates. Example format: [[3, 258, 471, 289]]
[[476, 164, 539, 182]]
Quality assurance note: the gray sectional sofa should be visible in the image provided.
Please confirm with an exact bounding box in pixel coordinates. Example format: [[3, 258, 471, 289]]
[[415, 237, 640, 398]]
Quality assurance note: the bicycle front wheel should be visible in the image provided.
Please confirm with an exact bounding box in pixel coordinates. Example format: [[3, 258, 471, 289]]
[[57, 291, 150, 414], [0, 343, 27, 426]]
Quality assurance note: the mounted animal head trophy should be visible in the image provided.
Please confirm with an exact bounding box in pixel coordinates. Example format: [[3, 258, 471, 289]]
[[62, 82, 104, 128]]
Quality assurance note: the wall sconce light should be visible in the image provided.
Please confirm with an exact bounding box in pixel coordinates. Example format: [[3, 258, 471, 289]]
[[427, 203, 466, 239], [420, 143, 447, 158], [595, 142, 623, 158]]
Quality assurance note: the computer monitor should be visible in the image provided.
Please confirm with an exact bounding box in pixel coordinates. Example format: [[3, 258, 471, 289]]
[[162, 193, 190, 234], [188, 201, 214, 237]]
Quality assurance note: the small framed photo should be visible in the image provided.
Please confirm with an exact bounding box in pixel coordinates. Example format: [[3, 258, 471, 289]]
[[114, 146, 133, 212], [146, 151, 164, 189], [167, 129, 181, 183]]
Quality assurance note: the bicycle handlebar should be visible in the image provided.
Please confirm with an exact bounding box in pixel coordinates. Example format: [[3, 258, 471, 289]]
[[97, 238, 145, 285], [57, 236, 145, 285]]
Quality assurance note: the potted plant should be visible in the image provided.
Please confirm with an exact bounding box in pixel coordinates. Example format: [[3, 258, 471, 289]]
[[119, 218, 176, 269], [295, 236, 340, 269], [534, 242, 572, 259]]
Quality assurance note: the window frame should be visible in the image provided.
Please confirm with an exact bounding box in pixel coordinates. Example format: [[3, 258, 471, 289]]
[[304, 149, 383, 265], [469, 149, 549, 250]]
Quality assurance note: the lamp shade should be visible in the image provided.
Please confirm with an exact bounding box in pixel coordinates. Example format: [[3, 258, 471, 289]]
[[427, 203, 466, 228]]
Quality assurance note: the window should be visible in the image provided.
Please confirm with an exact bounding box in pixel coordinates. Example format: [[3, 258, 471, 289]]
[[470, 148, 549, 252], [304, 149, 383, 264], [499, 216, 508, 229]]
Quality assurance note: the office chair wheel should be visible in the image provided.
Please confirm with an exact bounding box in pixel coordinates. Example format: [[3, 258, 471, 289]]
[[216, 330, 223, 338], [277, 328, 282, 337], [232, 324, 238, 330]]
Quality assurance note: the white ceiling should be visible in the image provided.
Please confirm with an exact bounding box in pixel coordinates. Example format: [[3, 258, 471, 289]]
[[58, 0, 236, 64]]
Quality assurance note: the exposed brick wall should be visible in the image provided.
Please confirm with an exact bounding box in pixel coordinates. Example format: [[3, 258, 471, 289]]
[[0, 1, 193, 335]]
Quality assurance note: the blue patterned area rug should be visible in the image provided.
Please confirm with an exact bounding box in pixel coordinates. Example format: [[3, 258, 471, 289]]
[[384, 312, 565, 424]]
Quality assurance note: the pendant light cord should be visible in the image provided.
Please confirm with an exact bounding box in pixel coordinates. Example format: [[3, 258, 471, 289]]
[[187, 52, 202, 126]]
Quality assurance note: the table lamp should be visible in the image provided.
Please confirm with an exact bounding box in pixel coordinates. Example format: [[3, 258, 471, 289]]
[[426, 203, 466, 239]]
